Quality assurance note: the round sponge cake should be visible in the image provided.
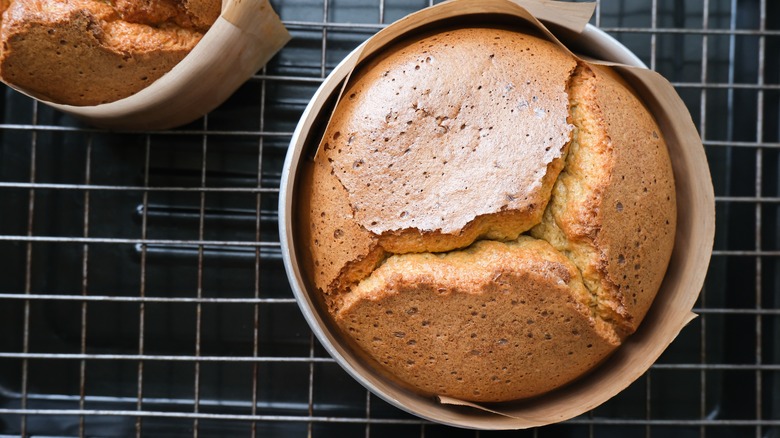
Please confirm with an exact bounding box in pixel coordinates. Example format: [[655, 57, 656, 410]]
[[305, 27, 676, 402]]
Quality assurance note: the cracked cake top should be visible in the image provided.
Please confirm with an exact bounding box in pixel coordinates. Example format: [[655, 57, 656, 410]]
[[322, 27, 575, 236], [301, 26, 676, 402]]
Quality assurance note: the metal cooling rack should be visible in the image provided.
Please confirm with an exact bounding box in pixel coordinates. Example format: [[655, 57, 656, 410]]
[[0, 0, 778, 436]]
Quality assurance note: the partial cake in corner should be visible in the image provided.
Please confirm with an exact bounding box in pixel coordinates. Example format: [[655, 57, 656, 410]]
[[0, 0, 221, 105]]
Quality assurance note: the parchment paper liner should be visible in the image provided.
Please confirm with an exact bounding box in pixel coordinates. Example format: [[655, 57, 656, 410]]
[[2, 0, 290, 131], [280, 0, 715, 429]]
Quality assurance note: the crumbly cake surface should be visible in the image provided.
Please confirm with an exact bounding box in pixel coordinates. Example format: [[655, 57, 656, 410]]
[[305, 27, 676, 402], [531, 64, 676, 337], [310, 28, 577, 301], [0, 0, 221, 105]]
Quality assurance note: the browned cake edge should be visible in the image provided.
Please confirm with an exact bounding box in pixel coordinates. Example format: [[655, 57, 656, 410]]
[[310, 28, 577, 298], [336, 237, 622, 402], [304, 28, 677, 402]]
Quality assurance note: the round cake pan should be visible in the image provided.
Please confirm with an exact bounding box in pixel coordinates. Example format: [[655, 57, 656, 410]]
[[280, 1, 714, 429]]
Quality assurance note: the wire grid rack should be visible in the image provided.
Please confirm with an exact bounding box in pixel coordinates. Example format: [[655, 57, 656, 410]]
[[0, 0, 777, 436]]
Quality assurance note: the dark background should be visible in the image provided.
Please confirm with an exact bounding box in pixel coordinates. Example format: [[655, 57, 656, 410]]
[[0, 0, 778, 436]]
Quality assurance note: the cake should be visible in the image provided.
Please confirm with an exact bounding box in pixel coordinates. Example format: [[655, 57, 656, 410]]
[[0, 0, 221, 105], [304, 27, 676, 402]]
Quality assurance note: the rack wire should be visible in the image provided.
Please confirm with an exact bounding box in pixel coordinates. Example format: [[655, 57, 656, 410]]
[[0, 0, 777, 436]]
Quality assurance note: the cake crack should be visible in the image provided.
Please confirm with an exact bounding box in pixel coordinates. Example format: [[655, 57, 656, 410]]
[[331, 63, 630, 342]]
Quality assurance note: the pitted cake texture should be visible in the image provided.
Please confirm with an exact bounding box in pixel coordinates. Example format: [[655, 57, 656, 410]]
[[305, 27, 676, 402], [310, 27, 577, 302], [0, 0, 221, 105]]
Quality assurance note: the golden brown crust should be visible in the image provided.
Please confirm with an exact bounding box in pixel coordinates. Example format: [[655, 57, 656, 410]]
[[313, 27, 577, 294], [308, 154, 383, 307], [113, 0, 201, 31], [585, 64, 676, 332], [0, 0, 220, 105], [336, 238, 620, 402], [531, 64, 676, 336], [326, 28, 574, 238], [182, 0, 220, 30], [305, 26, 676, 402]]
